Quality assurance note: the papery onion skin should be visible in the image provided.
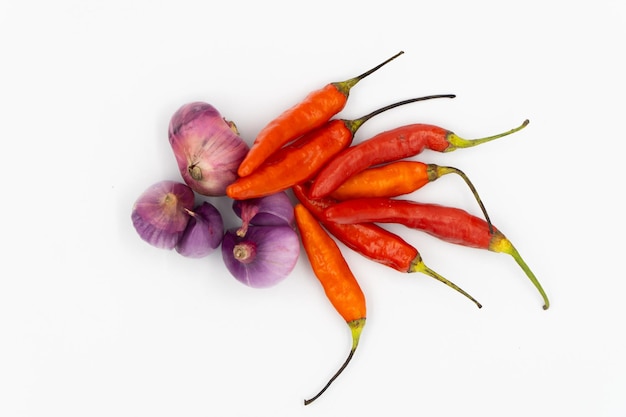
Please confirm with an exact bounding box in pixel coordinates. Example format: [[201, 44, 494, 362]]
[[131, 180, 195, 249], [176, 201, 225, 258], [221, 226, 300, 288], [232, 191, 295, 236], [168, 102, 250, 196]]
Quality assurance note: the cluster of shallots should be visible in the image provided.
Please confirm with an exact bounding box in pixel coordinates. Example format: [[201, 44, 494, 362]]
[[131, 102, 299, 288]]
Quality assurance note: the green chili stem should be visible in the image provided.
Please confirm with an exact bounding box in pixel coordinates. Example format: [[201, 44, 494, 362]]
[[490, 233, 550, 310], [445, 119, 529, 152], [409, 258, 482, 309]]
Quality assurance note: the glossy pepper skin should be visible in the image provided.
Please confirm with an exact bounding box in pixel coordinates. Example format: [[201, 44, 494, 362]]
[[295, 203, 366, 324], [329, 160, 434, 200], [293, 183, 418, 272], [323, 197, 549, 310], [309, 120, 529, 199], [237, 51, 404, 177], [227, 119, 353, 200], [237, 85, 347, 177], [323, 197, 493, 247]]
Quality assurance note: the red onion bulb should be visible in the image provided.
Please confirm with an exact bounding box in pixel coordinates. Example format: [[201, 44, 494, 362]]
[[221, 226, 299, 288], [131, 180, 195, 249], [168, 102, 249, 196], [176, 202, 224, 258]]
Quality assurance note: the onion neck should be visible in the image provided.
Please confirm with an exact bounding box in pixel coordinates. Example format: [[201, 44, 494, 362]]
[[237, 203, 260, 237]]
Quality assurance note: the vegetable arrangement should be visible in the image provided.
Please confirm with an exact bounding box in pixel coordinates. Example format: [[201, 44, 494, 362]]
[[131, 51, 549, 406]]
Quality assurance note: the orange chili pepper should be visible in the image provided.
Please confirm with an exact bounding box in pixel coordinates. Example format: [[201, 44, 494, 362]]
[[294, 203, 366, 405], [326, 160, 493, 232], [226, 95, 454, 200], [237, 51, 404, 177]]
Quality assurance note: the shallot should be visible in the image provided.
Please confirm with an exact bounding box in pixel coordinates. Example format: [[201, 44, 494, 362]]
[[221, 225, 299, 288], [168, 102, 249, 196], [131, 180, 195, 249]]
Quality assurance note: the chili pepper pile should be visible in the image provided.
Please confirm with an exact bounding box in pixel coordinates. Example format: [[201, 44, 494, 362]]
[[227, 51, 549, 405]]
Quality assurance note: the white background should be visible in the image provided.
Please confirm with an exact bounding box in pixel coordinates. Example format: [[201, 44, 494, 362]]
[[2, 1, 625, 416]]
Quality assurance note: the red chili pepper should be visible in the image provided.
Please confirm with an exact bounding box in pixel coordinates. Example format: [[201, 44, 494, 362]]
[[294, 203, 366, 405], [237, 51, 404, 177], [323, 197, 549, 310], [325, 160, 493, 232], [226, 94, 454, 200], [293, 183, 481, 308], [309, 119, 529, 199]]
